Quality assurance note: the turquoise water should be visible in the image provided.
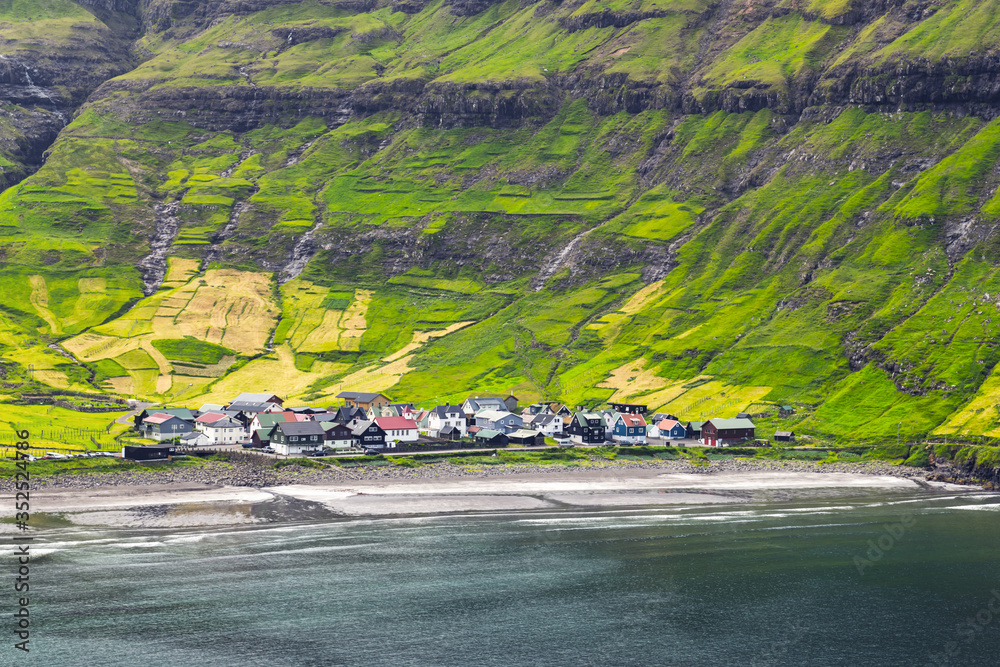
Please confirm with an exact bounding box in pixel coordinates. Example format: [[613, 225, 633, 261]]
[[18, 491, 1000, 666]]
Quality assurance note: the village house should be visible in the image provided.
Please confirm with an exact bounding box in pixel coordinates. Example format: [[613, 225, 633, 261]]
[[609, 402, 647, 415], [134, 407, 196, 430], [322, 422, 355, 449], [140, 413, 195, 441], [606, 412, 648, 445], [475, 409, 523, 434], [566, 412, 606, 445], [656, 419, 687, 440], [199, 417, 244, 445], [462, 397, 508, 423], [531, 413, 563, 438], [337, 391, 391, 411], [474, 429, 509, 447], [194, 412, 226, 428], [227, 401, 282, 415], [267, 421, 326, 456], [251, 428, 271, 448], [179, 431, 212, 447], [507, 429, 545, 447], [230, 393, 284, 407], [701, 418, 756, 447], [333, 405, 368, 424], [285, 406, 324, 416], [427, 405, 467, 438], [686, 421, 704, 440], [352, 420, 387, 450], [249, 411, 297, 433], [225, 402, 282, 430], [775, 430, 795, 443], [374, 416, 419, 444], [548, 403, 572, 417]]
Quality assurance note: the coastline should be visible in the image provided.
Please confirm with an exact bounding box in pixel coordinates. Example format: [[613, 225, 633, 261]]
[[0, 458, 983, 529]]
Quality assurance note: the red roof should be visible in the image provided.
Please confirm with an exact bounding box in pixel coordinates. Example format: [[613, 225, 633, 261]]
[[282, 411, 309, 422], [144, 413, 175, 425], [657, 419, 680, 430], [621, 413, 647, 427], [374, 416, 418, 430], [196, 412, 226, 424]]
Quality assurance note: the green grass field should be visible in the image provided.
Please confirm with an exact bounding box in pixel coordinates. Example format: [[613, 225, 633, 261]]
[[2, 0, 1000, 441]]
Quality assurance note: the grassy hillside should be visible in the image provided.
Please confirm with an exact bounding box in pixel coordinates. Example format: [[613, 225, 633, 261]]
[[3, 0, 1000, 441]]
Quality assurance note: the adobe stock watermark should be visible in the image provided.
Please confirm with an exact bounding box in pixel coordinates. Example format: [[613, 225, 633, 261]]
[[747, 623, 808, 666], [853, 512, 915, 575], [926, 588, 1000, 666]]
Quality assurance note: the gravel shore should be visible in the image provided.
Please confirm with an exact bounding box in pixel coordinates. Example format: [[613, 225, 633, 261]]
[[0, 456, 939, 493]]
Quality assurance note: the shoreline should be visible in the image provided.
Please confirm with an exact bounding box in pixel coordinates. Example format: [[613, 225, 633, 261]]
[[0, 459, 986, 529]]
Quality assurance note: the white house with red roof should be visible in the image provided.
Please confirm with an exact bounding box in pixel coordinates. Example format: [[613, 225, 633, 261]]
[[373, 416, 419, 443], [195, 412, 227, 427]]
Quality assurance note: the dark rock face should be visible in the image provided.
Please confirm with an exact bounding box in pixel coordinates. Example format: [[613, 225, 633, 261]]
[[141, 0, 307, 30], [270, 26, 347, 46], [0, 5, 137, 184], [75, 0, 142, 14], [558, 10, 668, 32]]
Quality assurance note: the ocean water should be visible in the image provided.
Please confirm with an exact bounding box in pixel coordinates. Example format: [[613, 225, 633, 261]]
[[16, 491, 1000, 666]]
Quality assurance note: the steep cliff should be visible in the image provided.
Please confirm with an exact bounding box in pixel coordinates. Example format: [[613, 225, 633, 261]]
[[5, 0, 1000, 440]]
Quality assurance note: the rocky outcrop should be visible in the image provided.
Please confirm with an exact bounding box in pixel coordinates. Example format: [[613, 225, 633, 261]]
[[558, 9, 669, 32], [74, 0, 141, 14], [271, 26, 347, 47], [927, 447, 1000, 490]]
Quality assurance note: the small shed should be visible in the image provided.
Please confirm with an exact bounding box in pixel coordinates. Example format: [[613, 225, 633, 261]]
[[507, 429, 545, 447], [474, 429, 509, 448], [779, 405, 796, 417], [775, 431, 796, 442]]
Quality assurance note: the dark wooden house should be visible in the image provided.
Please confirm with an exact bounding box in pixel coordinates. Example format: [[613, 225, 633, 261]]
[[775, 430, 795, 442], [474, 429, 509, 447], [351, 420, 387, 450], [323, 423, 355, 448], [267, 421, 326, 455], [566, 412, 606, 445], [122, 444, 175, 461], [701, 418, 756, 447], [686, 421, 704, 440], [507, 429, 545, 446], [609, 402, 647, 415]]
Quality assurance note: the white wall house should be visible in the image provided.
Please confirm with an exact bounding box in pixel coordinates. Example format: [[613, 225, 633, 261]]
[[427, 405, 467, 438], [199, 417, 245, 445], [532, 414, 563, 437], [373, 417, 419, 444]]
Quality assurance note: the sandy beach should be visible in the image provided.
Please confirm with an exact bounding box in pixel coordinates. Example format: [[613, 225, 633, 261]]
[[0, 460, 979, 529]]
